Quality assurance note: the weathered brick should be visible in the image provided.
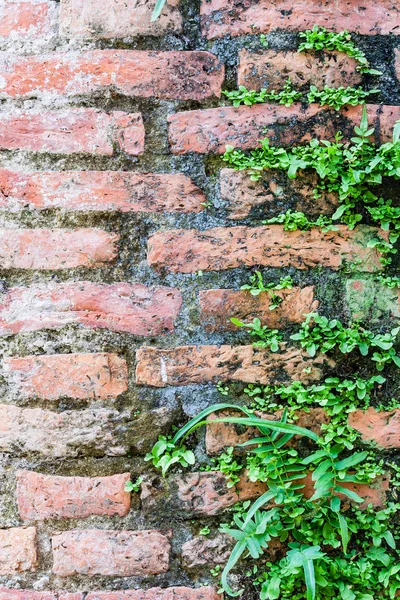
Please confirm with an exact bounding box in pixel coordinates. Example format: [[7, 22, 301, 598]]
[[60, 0, 182, 38], [135, 345, 333, 387], [0, 228, 118, 270], [0, 526, 37, 575], [349, 408, 400, 448], [4, 352, 128, 400], [52, 529, 170, 576], [0, 170, 206, 214], [147, 225, 384, 273], [205, 408, 329, 455], [346, 279, 400, 322], [85, 588, 221, 600], [220, 168, 338, 220], [0, 282, 182, 336], [0, 109, 144, 155], [0, 404, 129, 457], [0, 0, 54, 39], [174, 472, 267, 516], [200, 0, 400, 39], [168, 104, 400, 154], [182, 534, 234, 570], [238, 49, 361, 90], [200, 287, 319, 332], [0, 593, 81, 600], [0, 51, 224, 101], [16, 471, 131, 520]]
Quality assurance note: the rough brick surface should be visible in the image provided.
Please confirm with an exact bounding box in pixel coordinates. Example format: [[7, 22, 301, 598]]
[[0, 527, 37, 575], [238, 50, 361, 90], [0, 51, 224, 101], [174, 472, 266, 516], [346, 279, 400, 322], [349, 409, 400, 448], [0, 170, 206, 214], [220, 168, 338, 220], [0, 0, 54, 39], [182, 534, 233, 570], [0, 592, 82, 600], [200, 287, 318, 331], [0, 404, 129, 457], [85, 588, 221, 600], [0, 109, 144, 155], [0, 282, 182, 336], [52, 529, 170, 576], [16, 471, 131, 520], [147, 225, 383, 273], [135, 345, 333, 387], [0, 228, 118, 270], [205, 408, 330, 455], [200, 0, 400, 38], [168, 104, 400, 154], [60, 0, 182, 38], [4, 352, 128, 400]]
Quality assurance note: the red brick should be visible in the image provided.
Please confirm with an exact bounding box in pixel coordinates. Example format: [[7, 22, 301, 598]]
[[220, 168, 338, 220], [205, 408, 329, 455], [0, 51, 224, 101], [16, 471, 131, 520], [0, 591, 82, 600], [86, 588, 220, 600], [60, 0, 182, 38], [0, 282, 182, 336], [0, 228, 118, 270], [135, 345, 333, 387], [200, 286, 319, 332], [52, 529, 170, 576], [0, 109, 144, 155], [0, 404, 129, 457], [0, 0, 54, 38], [174, 472, 267, 516], [238, 49, 361, 90], [182, 534, 233, 570], [168, 104, 400, 155], [147, 225, 384, 273], [0, 526, 37, 575], [200, 0, 400, 39], [4, 352, 128, 400], [349, 408, 400, 448], [0, 170, 206, 214]]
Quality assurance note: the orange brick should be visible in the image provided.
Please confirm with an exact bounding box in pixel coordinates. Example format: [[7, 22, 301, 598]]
[[0, 109, 144, 155], [147, 225, 384, 273], [238, 49, 361, 90], [0, 228, 118, 270], [0, 170, 205, 214], [201, 0, 400, 39], [0, 527, 37, 575], [4, 353, 128, 400], [135, 345, 333, 387], [0, 51, 224, 101]]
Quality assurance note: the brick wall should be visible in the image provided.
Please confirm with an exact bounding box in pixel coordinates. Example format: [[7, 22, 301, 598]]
[[0, 0, 399, 597]]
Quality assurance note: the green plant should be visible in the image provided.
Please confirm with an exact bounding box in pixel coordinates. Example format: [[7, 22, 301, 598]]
[[125, 476, 143, 493], [144, 435, 195, 476], [264, 210, 337, 232], [307, 86, 379, 111], [231, 317, 283, 351], [377, 275, 400, 288], [223, 107, 400, 259], [298, 25, 382, 74], [289, 313, 400, 369], [151, 0, 167, 21], [241, 273, 293, 309], [199, 526, 211, 536], [223, 80, 302, 107]]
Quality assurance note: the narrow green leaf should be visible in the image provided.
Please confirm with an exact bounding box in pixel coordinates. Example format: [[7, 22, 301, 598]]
[[338, 513, 350, 553], [151, 0, 167, 21]]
